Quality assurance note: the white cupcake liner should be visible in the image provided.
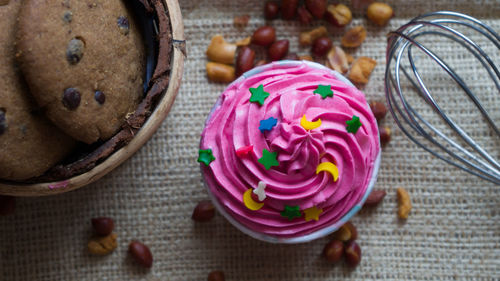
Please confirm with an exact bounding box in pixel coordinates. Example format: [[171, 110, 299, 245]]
[[202, 60, 382, 244]]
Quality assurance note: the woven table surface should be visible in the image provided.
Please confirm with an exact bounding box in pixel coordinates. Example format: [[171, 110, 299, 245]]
[[1, 0, 499, 280]]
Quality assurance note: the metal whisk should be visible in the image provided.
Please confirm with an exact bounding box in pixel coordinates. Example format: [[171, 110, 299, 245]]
[[385, 11, 500, 184]]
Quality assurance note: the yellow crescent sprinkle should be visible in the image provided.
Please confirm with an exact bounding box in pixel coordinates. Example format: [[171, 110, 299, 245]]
[[300, 115, 322, 130], [316, 162, 339, 182], [243, 189, 264, 211]]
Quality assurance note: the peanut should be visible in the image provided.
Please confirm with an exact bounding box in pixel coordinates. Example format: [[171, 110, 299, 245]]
[[305, 0, 327, 19], [367, 2, 393, 26], [91, 217, 114, 236], [299, 26, 327, 46], [311, 36, 332, 57], [348, 57, 377, 85], [264, 2, 280, 20], [369, 101, 388, 121], [252, 26, 276, 46], [297, 6, 313, 25], [326, 46, 349, 74], [397, 187, 412, 219], [206, 62, 235, 83], [236, 46, 255, 77], [323, 239, 343, 262], [298, 55, 313, 61], [364, 189, 386, 206], [380, 126, 392, 146], [332, 223, 351, 242], [129, 240, 153, 268], [344, 241, 362, 267], [192, 199, 216, 222], [341, 26, 367, 48], [268, 39, 289, 61], [281, 0, 298, 20], [233, 14, 250, 27], [88, 233, 118, 255], [255, 60, 268, 67], [325, 4, 352, 27], [208, 270, 225, 281], [235, 36, 251, 47], [206, 35, 237, 65]]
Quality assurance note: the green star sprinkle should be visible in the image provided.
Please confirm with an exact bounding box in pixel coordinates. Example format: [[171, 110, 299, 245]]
[[258, 149, 279, 170], [313, 85, 333, 99], [249, 84, 270, 106], [198, 149, 215, 166], [281, 205, 302, 221], [346, 115, 362, 133]]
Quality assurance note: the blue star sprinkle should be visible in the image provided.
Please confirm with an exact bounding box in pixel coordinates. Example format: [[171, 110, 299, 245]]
[[258, 117, 278, 133]]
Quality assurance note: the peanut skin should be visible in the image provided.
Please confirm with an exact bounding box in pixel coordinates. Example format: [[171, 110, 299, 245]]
[[206, 62, 235, 83], [397, 187, 412, 219], [236, 46, 255, 77], [299, 26, 327, 46], [206, 35, 237, 65]]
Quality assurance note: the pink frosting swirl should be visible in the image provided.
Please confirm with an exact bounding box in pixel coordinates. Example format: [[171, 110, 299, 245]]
[[200, 62, 379, 239]]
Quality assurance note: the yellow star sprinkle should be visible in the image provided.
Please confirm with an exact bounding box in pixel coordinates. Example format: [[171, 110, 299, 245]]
[[304, 206, 323, 221]]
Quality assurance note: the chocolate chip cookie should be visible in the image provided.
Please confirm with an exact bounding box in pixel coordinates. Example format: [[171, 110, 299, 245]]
[[0, 0, 75, 181], [16, 0, 145, 144]]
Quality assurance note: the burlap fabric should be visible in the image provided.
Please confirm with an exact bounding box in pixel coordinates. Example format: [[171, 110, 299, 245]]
[[1, 0, 499, 280]]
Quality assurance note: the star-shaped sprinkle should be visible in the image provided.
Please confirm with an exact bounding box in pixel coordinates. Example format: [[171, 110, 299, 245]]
[[253, 181, 267, 201], [198, 149, 215, 166], [304, 206, 323, 221], [249, 84, 270, 106], [346, 115, 362, 133], [313, 85, 333, 99], [258, 149, 279, 170], [281, 205, 302, 221], [259, 117, 278, 133], [236, 145, 253, 157]]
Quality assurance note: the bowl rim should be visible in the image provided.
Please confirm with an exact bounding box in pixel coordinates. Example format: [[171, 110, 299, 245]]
[[0, 0, 185, 197]]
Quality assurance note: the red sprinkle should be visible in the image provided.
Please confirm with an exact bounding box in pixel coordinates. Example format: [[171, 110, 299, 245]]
[[236, 145, 253, 157]]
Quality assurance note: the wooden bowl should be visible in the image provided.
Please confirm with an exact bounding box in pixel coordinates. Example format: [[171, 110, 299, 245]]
[[0, 0, 185, 197]]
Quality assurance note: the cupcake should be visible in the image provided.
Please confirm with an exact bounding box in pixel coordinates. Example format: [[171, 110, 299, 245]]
[[199, 61, 380, 243]]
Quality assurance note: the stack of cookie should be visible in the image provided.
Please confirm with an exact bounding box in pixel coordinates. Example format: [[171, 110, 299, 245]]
[[0, 0, 145, 181]]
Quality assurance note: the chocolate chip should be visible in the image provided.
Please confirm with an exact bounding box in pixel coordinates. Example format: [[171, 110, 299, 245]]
[[94, 91, 105, 105], [117, 16, 129, 35], [62, 11, 72, 23], [62, 88, 81, 110], [0, 109, 6, 136], [66, 38, 84, 64]]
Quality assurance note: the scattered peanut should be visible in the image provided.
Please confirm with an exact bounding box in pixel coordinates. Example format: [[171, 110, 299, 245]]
[[369, 101, 388, 121], [397, 187, 411, 219], [351, 0, 374, 10], [323, 239, 344, 262], [206, 62, 235, 83], [235, 36, 251, 47], [344, 241, 362, 267], [129, 240, 153, 268], [298, 54, 313, 61], [305, 0, 327, 19], [367, 2, 393, 26], [268, 39, 289, 61], [281, 0, 298, 20], [236, 46, 255, 77], [364, 189, 386, 206], [233, 14, 250, 27], [91, 217, 114, 236], [251, 26, 276, 46], [297, 6, 313, 25], [348, 57, 377, 85], [325, 4, 352, 27], [341, 26, 367, 48], [88, 233, 118, 256], [206, 35, 237, 65], [0, 195, 15, 216], [311, 36, 332, 57], [326, 46, 349, 74], [208, 270, 225, 281], [346, 53, 354, 64], [380, 126, 392, 146], [192, 199, 216, 222], [264, 1, 280, 20], [332, 222, 357, 242], [299, 26, 327, 46]]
